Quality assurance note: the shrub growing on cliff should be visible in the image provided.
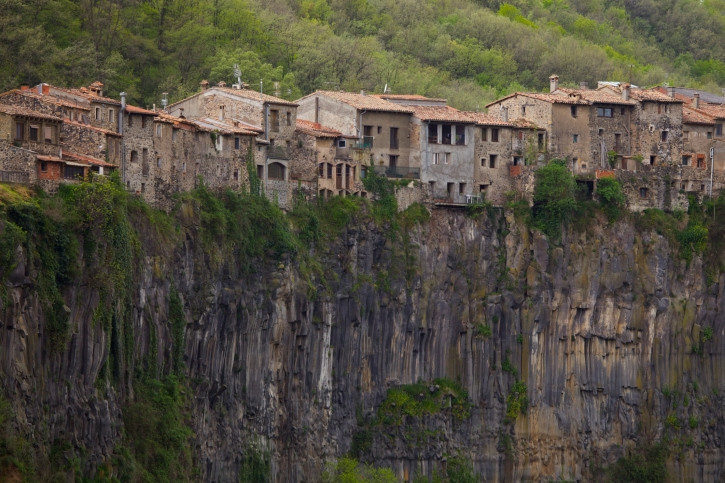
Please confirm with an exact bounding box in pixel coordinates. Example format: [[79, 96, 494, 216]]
[[608, 442, 668, 482], [362, 164, 397, 221], [322, 457, 396, 483], [532, 159, 578, 239], [677, 221, 708, 262], [596, 178, 626, 222]]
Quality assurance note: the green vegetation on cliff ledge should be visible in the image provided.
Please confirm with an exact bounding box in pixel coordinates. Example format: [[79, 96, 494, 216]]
[[377, 378, 471, 425]]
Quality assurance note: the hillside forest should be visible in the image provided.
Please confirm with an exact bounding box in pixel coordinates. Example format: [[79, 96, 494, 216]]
[[2, 0, 725, 110]]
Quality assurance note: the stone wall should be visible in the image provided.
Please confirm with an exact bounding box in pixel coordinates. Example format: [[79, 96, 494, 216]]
[[634, 101, 683, 165], [0, 141, 36, 184]]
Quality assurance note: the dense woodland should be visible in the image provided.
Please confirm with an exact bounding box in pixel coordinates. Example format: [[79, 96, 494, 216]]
[[2, 0, 725, 110]]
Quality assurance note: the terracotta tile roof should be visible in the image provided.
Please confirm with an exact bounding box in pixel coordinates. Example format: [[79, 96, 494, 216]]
[[558, 88, 638, 105], [601, 86, 681, 103], [683, 106, 715, 125], [49, 85, 121, 105], [374, 94, 448, 103], [487, 91, 586, 107], [124, 105, 157, 115], [230, 118, 263, 133], [696, 103, 725, 119], [0, 104, 63, 121], [0, 89, 91, 110], [488, 89, 637, 108], [64, 119, 122, 136], [169, 86, 297, 109], [191, 117, 259, 135], [302, 91, 414, 113], [465, 112, 539, 129], [296, 119, 342, 138], [154, 112, 198, 128], [63, 151, 116, 167], [409, 105, 475, 123]]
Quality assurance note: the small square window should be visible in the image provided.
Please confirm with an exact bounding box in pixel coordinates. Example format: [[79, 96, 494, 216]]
[[29, 124, 39, 142], [338, 139, 346, 148], [640, 187, 648, 198], [573, 134, 579, 143]]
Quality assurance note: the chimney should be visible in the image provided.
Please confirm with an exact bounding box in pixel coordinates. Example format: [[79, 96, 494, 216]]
[[622, 83, 630, 101], [549, 75, 559, 93], [120, 92, 126, 109], [38, 84, 43, 95], [360, 90, 366, 96], [579, 81, 588, 90], [667, 87, 675, 98], [201, 80, 209, 91], [20, 85, 29, 91], [694, 93, 700, 109], [219, 105, 225, 121], [217, 81, 227, 87], [179, 108, 185, 119]]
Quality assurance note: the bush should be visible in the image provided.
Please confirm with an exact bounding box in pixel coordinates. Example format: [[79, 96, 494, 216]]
[[505, 380, 528, 422], [532, 159, 578, 239], [678, 221, 708, 262], [596, 178, 626, 221], [608, 442, 668, 482]]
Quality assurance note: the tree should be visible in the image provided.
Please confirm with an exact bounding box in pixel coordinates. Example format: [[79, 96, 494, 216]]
[[532, 159, 578, 239]]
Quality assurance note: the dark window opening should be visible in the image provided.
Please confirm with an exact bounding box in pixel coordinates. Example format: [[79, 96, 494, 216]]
[[14, 122, 24, 140], [597, 107, 613, 117], [442, 125, 452, 144], [455, 124, 466, 145], [682, 155, 691, 166], [268, 162, 285, 180], [716, 124, 723, 137], [661, 131, 668, 142], [538, 133, 545, 150], [649, 155, 656, 165], [571, 105, 577, 117], [40, 161, 47, 172], [389, 155, 398, 167], [481, 127, 487, 142], [29, 125, 39, 142], [390, 127, 399, 149], [270, 110, 279, 132], [640, 187, 648, 198], [489, 154, 497, 168], [491, 128, 499, 142]]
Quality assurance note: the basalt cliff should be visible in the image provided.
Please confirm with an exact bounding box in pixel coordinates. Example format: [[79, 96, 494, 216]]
[[1, 189, 724, 482]]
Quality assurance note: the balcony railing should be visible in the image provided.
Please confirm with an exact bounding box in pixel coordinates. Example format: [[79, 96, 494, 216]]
[[374, 165, 420, 179], [352, 136, 374, 150]]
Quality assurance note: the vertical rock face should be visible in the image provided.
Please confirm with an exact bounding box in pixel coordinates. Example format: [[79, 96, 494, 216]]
[[1, 207, 724, 481]]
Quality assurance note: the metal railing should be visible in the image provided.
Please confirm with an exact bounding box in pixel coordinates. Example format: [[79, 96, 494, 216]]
[[0, 171, 29, 184], [374, 165, 420, 179], [352, 136, 374, 149]]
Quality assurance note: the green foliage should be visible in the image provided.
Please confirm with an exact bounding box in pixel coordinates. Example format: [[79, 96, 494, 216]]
[[607, 442, 668, 483], [665, 413, 681, 430], [0, 394, 35, 479], [596, 178, 626, 222], [532, 159, 578, 240], [121, 375, 195, 482], [475, 324, 492, 339], [322, 457, 396, 483], [607, 150, 619, 169], [0, 220, 24, 279], [377, 378, 471, 426], [505, 380, 528, 422], [703, 327, 714, 342], [445, 456, 477, 483], [400, 202, 430, 227], [362, 165, 397, 222], [677, 221, 708, 262], [239, 443, 271, 483]]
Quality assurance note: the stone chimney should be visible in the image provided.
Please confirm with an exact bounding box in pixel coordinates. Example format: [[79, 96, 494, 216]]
[[219, 105, 225, 121], [579, 81, 588, 90], [667, 87, 675, 98], [217, 81, 227, 88], [549, 75, 559, 93], [120, 92, 126, 109], [360, 90, 366, 96], [622, 83, 631, 101], [201, 80, 209, 90], [694, 93, 700, 109]]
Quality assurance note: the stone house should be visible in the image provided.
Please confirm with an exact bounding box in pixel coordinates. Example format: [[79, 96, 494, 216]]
[[294, 119, 364, 198], [166, 82, 297, 206], [295, 91, 416, 178], [0, 86, 92, 124], [487, 76, 637, 175], [36, 82, 121, 132], [597, 85, 683, 168], [467, 112, 544, 205]]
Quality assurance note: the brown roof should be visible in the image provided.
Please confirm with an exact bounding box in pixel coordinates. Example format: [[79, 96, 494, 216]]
[[0, 104, 63, 121], [170, 86, 298, 109], [191, 117, 259, 135], [375, 94, 447, 103], [125, 105, 157, 115], [601, 86, 682, 103], [301, 91, 414, 113], [696, 103, 725, 120], [683, 106, 715, 125], [63, 151, 116, 167], [0, 89, 92, 111], [63, 119, 122, 137], [295, 119, 342, 138], [487, 89, 637, 108], [36, 155, 64, 162], [409, 105, 475, 123], [49, 85, 121, 105], [154, 112, 198, 129], [465, 112, 539, 129]]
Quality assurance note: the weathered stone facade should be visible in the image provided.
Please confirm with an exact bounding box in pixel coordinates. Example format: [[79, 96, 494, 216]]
[[0, 141, 36, 184]]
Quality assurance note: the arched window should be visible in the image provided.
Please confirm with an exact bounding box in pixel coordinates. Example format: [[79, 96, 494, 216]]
[[268, 162, 286, 180]]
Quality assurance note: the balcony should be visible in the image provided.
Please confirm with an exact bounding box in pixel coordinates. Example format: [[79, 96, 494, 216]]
[[352, 136, 374, 150], [374, 165, 420, 179]]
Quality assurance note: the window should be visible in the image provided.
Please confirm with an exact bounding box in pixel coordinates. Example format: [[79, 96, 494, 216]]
[[141, 183, 145, 193], [270, 109, 279, 132], [717, 124, 723, 137], [389, 155, 398, 167], [707, 131, 713, 139], [444, 152, 450, 164], [481, 127, 487, 142], [701, 184, 705, 191], [442, 125, 452, 144], [640, 187, 648, 198], [538, 133, 545, 151], [95, 107, 100, 120], [697, 155, 705, 168], [286, 111, 291, 126], [156, 124, 162, 137], [682, 155, 691, 166], [235, 137, 240, 149], [661, 131, 668, 142], [182, 162, 186, 173], [597, 107, 613, 117], [40, 161, 47, 172], [215, 134, 222, 151], [489, 154, 497, 168], [428, 124, 439, 144], [377, 126, 382, 134], [157, 157, 162, 168], [571, 105, 577, 117], [479, 184, 488, 193], [363, 125, 373, 137], [447, 182, 454, 195], [455, 125, 466, 145], [172, 128, 178, 141], [665, 104, 671, 114], [338, 139, 346, 148], [29, 124, 39, 142], [390, 127, 399, 149], [598, 129, 604, 136], [513, 156, 523, 165], [615, 133, 621, 151], [459, 183, 465, 195], [522, 106, 526, 115], [268, 162, 285, 180], [327, 163, 332, 178], [141, 116, 147, 128], [234, 169, 239, 181], [491, 128, 499, 142], [649, 155, 656, 165], [572, 134, 579, 143], [64, 165, 85, 180], [109, 109, 114, 124], [433, 153, 440, 165], [318, 163, 325, 177], [14, 122, 24, 140], [130, 150, 138, 162]]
